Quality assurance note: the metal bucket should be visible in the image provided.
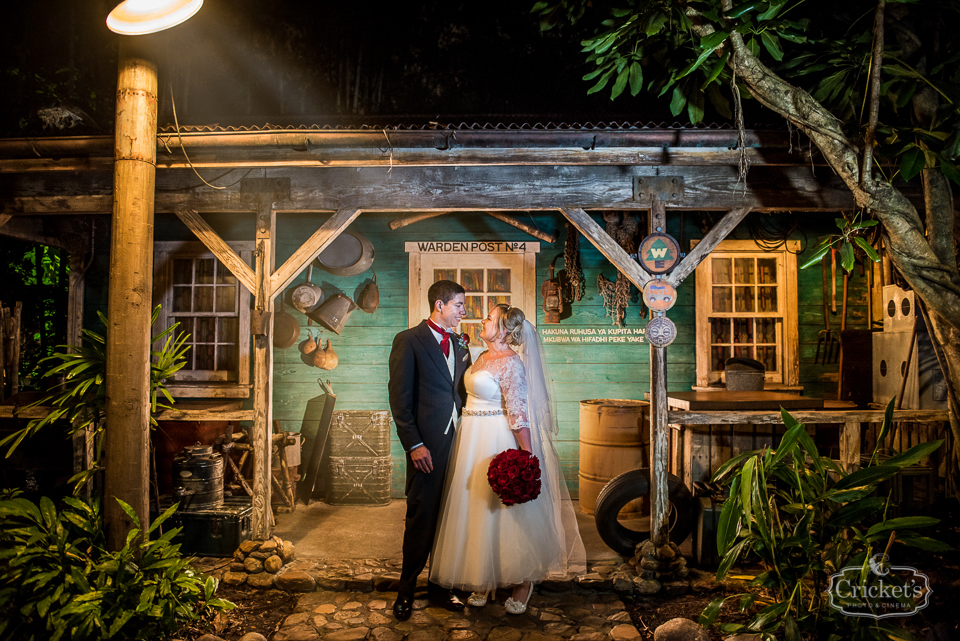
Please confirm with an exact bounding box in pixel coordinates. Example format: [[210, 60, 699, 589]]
[[172, 444, 224, 510], [724, 357, 765, 391]]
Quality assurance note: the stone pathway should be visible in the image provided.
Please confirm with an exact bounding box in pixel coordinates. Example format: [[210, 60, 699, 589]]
[[193, 555, 721, 641]]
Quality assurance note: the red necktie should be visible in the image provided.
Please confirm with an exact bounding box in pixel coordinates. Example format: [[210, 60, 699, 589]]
[[426, 319, 451, 357]]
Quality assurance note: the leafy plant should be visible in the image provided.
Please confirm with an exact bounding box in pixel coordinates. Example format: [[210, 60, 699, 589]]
[[700, 399, 950, 640], [0, 305, 189, 493], [799, 212, 881, 273], [0, 491, 234, 640]]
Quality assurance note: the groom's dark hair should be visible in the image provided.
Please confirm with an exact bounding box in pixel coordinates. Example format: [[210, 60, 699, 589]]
[[428, 280, 465, 309]]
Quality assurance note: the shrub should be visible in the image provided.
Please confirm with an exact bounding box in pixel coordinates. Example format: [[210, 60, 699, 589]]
[[700, 400, 950, 641], [0, 492, 233, 640]]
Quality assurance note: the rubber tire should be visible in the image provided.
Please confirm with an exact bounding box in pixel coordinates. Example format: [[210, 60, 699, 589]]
[[594, 468, 695, 556]]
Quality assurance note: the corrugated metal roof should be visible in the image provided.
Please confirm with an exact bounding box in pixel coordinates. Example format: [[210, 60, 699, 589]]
[[157, 119, 739, 134]]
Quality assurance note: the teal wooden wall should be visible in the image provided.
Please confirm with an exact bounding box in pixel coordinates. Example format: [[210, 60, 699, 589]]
[[119, 210, 865, 498]]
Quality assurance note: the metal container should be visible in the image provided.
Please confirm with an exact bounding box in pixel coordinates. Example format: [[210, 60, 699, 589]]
[[172, 444, 224, 510], [724, 357, 765, 391], [578, 399, 649, 515], [328, 410, 392, 457], [325, 456, 392, 505]]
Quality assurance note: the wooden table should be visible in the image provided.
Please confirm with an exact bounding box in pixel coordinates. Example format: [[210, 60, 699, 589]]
[[646, 390, 824, 411], [643, 391, 948, 479]]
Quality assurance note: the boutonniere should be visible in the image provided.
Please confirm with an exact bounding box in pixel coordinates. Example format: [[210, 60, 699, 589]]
[[454, 332, 469, 351]]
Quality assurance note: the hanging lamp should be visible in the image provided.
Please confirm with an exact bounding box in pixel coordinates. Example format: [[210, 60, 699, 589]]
[[106, 0, 203, 35]]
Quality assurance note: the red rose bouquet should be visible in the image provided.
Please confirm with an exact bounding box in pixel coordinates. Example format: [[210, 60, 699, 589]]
[[487, 448, 541, 506]]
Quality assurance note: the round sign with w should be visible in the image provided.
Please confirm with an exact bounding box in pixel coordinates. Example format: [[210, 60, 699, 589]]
[[638, 233, 680, 274]]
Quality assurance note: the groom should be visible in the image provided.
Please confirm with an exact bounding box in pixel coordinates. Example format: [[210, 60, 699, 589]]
[[388, 280, 470, 621]]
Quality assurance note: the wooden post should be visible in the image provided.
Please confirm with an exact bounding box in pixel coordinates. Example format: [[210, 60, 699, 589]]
[[252, 200, 275, 538], [68, 251, 94, 499], [840, 418, 862, 473], [648, 198, 670, 547], [104, 40, 158, 550]]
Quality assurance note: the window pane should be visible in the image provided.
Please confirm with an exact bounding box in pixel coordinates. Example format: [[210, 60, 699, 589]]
[[733, 346, 755, 359], [216, 262, 236, 285], [734, 258, 755, 284], [712, 345, 730, 372], [434, 268, 457, 282], [757, 258, 777, 284], [735, 286, 754, 312], [757, 318, 777, 344], [488, 295, 510, 310], [758, 286, 777, 312], [710, 318, 730, 344], [712, 287, 732, 313], [195, 317, 216, 343], [194, 286, 214, 312], [173, 259, 193, 285], [217, 345, 238, 371], [173, 286, 192, 312], [757, 345, 778, 372], [463, 295, 483, 320], [463, 322, 483, 346], [712, 258, 731, 284], [195, 344, 215, 370], [733, 318, 754, 344], [196, 259, 215, 285], [488, 269, 510, 293], [461, 269, 483, 292], [216, 286, 236, 313], [218, 317, 238, 343]]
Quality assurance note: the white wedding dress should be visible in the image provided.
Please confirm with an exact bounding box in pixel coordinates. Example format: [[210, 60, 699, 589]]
[[430, 351, 585, 592]]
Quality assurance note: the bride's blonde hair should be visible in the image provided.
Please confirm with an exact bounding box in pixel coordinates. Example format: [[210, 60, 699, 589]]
[[494, 304, 525, 346]]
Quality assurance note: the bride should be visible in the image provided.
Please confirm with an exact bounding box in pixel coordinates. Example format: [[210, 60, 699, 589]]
[[430, 304, 586, 614]]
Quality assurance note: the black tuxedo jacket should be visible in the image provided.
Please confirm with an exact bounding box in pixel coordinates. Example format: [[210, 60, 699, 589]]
[[388, 321, 471, 490]]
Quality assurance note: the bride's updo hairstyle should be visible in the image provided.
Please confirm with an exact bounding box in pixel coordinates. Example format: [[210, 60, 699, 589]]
[[494, 304, 526, 346]]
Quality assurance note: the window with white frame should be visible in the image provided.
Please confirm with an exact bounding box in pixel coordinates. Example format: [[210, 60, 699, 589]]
[[694, 239, 799, 387], [154, 241, 253, 396]]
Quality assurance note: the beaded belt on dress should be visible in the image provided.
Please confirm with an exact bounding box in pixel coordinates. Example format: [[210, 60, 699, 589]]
[[463, 409, 503, 416]]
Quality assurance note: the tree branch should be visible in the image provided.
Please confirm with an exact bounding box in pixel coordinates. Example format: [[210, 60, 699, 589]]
[[861, 0, 885, 188]]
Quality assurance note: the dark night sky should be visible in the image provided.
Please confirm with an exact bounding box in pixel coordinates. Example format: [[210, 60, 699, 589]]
[[1, 0, 744, 137]]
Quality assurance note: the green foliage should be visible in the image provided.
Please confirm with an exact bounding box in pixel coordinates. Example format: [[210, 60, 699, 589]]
[[533, 0, 960, 185], [0, 491, 234, 640], [0, 305, 189, 494], [799, 211, 880, 273], [699, 400, 949, 639]]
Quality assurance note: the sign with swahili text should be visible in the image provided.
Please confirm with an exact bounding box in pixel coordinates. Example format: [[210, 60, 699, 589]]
[[540, 327, 646, 344], [638, 233, 680, 273]]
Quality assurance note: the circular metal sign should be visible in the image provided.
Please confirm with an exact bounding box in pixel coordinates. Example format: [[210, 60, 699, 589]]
[[642, 279, 677, 312], [646, 316, 677, 348], [638, 233, 680, 273]]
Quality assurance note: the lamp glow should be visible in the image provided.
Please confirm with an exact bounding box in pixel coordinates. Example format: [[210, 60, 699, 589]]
[[106, 0, 203, 35]]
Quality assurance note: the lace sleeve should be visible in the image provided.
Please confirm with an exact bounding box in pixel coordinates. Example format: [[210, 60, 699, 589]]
[[499, 356, 529, 431]]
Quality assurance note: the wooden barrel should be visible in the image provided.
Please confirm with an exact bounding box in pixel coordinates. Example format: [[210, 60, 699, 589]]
[[578, 399, 649, 515]]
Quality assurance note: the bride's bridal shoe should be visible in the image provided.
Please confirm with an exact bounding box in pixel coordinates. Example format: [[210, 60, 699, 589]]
[[467, 590, 491, 607], [505, 583, 533, 615]]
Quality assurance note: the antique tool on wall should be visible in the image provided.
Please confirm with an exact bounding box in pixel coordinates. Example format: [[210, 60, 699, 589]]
[[816, 254, 840, 364], [540, 255, 563, 323], [312, 293, 359, 335], [358, 272, 380, 313], [317, 230, 375, 276], [291, 265, 324, 315], [273, 296, 300, 349]]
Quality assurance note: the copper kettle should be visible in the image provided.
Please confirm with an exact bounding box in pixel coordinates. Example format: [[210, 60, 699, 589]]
[[359, 272, 380, 313]]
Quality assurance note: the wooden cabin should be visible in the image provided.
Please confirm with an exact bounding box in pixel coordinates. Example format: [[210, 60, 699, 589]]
[[0, 121, 951, 536]]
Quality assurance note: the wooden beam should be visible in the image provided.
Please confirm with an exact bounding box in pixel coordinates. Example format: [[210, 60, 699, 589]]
[[269, 208, 362, 298], [1, 165, 869, 214], [389, 211, 453, 229], [840, 418, 862, 473], [665, 409, 949, 425], [174, 208, 257, 295], [559, 207, 651, 289], [252, 201, 275, 538], [668, 207, 752, 286], [483, 211, 557, 243], [649, 345, 669, 547]]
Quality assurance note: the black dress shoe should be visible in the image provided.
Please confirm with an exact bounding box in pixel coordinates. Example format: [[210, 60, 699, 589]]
[[393, 593, 413, 621]]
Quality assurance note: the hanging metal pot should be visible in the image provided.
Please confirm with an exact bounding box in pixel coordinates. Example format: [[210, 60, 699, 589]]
[[291, 265, 324, 315], [273, 296, 300, 349], [359, 272, 380, 314], [310, 293, 359, 335]]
